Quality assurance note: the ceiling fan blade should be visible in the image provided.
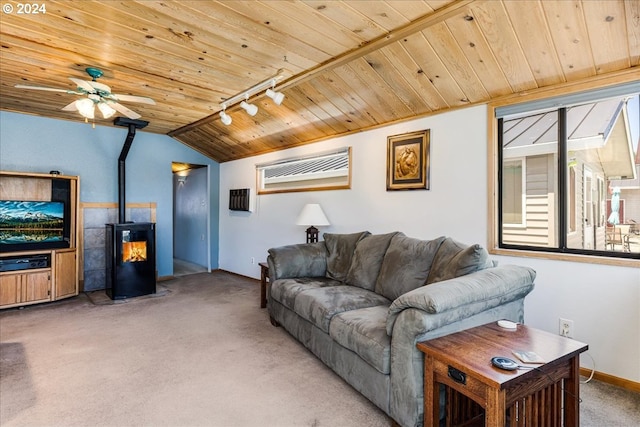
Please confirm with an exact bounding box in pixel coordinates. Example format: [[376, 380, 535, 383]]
[[110, 93, 156, 105], [61, 100, 79, 111], [107, 101, 141, 120], [15, 84, 79, 94], [69, 77, 96, 93], [86, 80, 111, 94]]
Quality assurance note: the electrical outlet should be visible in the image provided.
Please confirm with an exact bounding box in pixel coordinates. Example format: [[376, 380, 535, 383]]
[[559, 318, 574, 338], [251, 257, 255, 264]]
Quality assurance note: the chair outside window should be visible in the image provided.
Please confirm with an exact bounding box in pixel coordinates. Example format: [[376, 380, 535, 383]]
[[606, 226, 630, 252]]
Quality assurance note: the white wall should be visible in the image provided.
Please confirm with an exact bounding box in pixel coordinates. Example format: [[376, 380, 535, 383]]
[[219, 105, 640, 383]]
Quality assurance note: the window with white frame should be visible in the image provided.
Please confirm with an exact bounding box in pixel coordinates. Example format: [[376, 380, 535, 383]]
[[495, 82, 640, 259]]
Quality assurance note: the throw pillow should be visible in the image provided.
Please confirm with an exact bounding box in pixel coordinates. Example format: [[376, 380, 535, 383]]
[[345, 232, 400, 291], [324, 231, 371, 282], [374, 234, 445, 301], [426, 237, 491, 284]]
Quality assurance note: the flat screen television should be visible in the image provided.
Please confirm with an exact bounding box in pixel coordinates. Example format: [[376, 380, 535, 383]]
[[0, 200, 70, 252]]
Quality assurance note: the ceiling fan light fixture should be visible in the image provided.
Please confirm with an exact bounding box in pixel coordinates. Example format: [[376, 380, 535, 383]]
[[98, 101, 116, 119], [265, 88, 285, 105], [240, 100, 258, 116], [15, 67, 153, 121], [220, 109, 232, 126], [76, 98, 95, 119]]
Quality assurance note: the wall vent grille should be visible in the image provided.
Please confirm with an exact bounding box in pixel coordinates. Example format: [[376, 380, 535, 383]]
[[229, 188, 250, 211]]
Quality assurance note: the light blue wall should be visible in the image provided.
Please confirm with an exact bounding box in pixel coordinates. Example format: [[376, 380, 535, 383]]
[[0, 111, 220, 276]]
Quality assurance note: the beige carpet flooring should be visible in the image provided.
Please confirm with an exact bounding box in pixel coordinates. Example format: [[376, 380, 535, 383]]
[[1, 271, 639, 427]]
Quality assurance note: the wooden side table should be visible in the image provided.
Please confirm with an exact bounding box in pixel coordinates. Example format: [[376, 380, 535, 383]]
[[417, 322, 588, 427], [259, 262, 269, 308]]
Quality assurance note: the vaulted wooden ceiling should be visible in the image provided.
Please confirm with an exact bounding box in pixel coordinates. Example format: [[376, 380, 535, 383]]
[[1, 0, 638, 162]]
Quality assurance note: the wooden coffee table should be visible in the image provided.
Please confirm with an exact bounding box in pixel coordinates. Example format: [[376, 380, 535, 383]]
[[417, 322, 588, 427]]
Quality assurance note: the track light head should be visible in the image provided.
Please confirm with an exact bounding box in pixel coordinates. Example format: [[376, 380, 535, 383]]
[[240, 100, 258, 116], [220, 110, 232, 125], [265, 88, 285, 105]]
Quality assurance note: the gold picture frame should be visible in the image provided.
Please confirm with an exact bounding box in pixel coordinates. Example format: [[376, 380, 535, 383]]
[[386, 129, 430, 191]]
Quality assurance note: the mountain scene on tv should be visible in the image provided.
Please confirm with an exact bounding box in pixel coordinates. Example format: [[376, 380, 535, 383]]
[[0, 201, 64, 244]]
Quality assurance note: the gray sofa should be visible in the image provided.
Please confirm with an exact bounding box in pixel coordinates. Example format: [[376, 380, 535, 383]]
[[267, 231, 535, 427]]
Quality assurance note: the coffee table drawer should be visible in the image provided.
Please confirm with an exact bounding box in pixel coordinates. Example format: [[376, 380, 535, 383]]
[[433, 359, 489, 405]]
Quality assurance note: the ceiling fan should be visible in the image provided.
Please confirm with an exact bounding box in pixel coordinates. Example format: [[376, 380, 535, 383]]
[[15, 67, 155, 120]]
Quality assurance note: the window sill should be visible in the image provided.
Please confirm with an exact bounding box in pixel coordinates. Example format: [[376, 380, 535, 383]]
[[488, 248, 640, 268]]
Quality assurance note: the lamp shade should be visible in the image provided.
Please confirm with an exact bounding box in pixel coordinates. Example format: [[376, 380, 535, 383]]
[[98, 101, 116, 119], [75, 98, 95, 119], [296, 203, 330, 226]]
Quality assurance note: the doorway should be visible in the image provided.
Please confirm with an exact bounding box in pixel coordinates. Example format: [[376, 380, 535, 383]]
[[172, 162, 209, 276]]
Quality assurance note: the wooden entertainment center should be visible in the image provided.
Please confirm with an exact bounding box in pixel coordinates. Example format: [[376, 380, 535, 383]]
[[0, 171, 80, 309]]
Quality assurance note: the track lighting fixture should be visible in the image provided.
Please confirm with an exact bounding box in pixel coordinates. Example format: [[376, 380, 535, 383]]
[[218, 71, 285, 124], [220, 109, 232, 126], [240, 99, 258, 116], [265, 88, 285, 105]]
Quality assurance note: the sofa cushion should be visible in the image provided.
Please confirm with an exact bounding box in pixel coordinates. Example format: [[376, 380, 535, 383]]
[[330, 305, 391, 374], [324, 231, 370, 282], [375, 234, 445, 301], [345, 232, 399, 291], [426, 238, 492, 285], [270, 277, 342, 311], [293, 286, 390, 333]]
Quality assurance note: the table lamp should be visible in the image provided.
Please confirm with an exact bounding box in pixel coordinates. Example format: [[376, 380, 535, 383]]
[[296, 203, 330, 243]]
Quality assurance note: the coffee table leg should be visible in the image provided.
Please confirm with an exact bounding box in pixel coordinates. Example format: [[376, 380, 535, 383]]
[[260, 264, 268, 308], [486, 388, 506, 427], [423, 356, 439, 427], [564, 355, 580, 427]]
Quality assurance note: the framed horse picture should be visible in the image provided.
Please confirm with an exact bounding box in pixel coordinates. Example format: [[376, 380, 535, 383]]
[[386, 129, 430, 191]]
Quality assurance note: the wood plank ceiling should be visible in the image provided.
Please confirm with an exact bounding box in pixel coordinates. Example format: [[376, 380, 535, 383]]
[[1, 0, 639, 163]]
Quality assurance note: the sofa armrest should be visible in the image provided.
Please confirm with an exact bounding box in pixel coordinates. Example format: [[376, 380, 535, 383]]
[[388, 297, 530, 427], [386, 265, 535, 334], [267, 241, 328, 281]]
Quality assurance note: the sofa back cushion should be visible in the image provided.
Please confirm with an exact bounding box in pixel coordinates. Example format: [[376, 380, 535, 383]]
[[345, 232, 399, 291], [324, 231, 371, 282], [374, 234, 445, 301], [426, 237, 492, 284]]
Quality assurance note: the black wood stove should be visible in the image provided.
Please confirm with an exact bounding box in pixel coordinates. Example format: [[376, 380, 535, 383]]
[[105, 117, 156, 300], [105, 222, 156, 299]]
